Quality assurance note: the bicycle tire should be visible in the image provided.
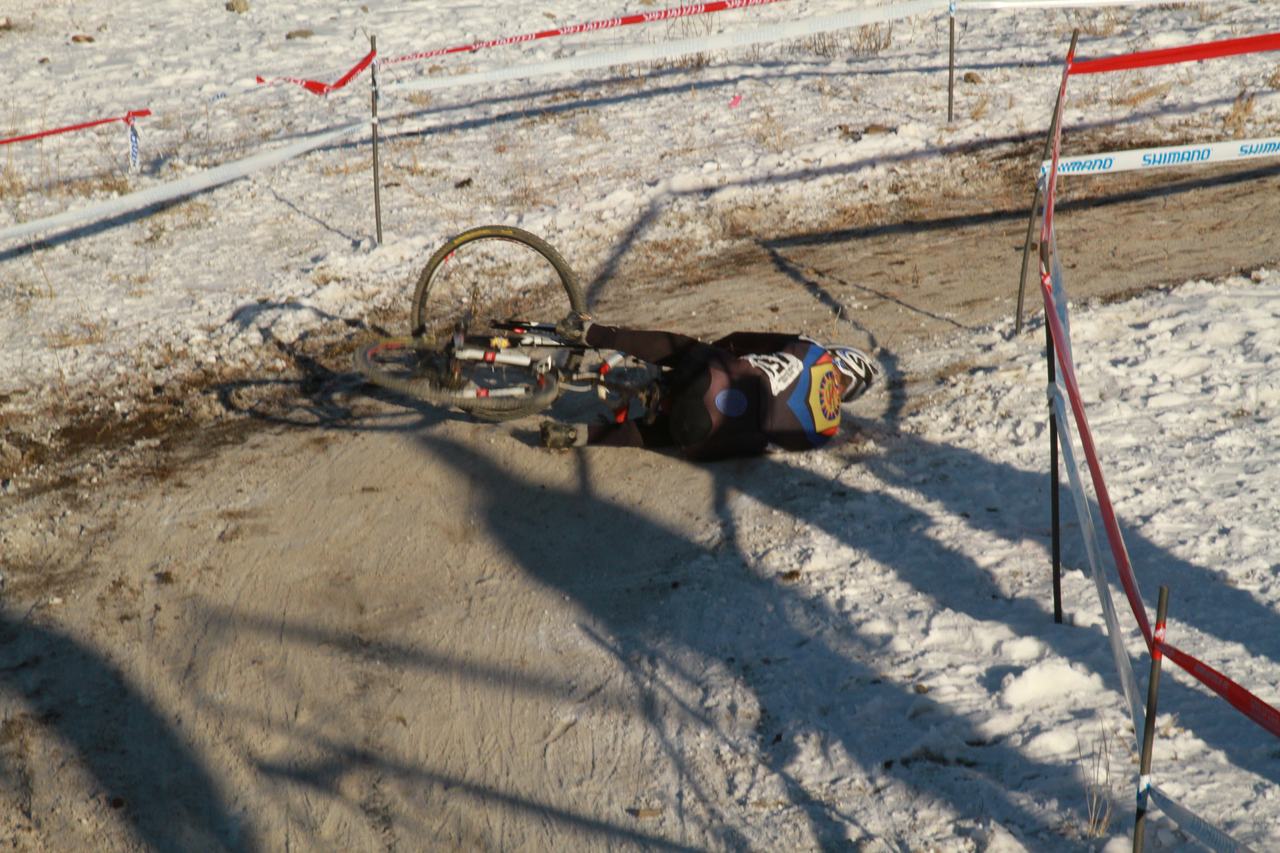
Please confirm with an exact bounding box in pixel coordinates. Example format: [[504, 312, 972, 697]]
[[411, 225, 585, 336], [353, 336, 561, 421], [394, 220, 586, 417]]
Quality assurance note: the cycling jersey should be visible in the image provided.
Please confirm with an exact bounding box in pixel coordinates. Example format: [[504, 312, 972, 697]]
[[582, 325, 845, 460]]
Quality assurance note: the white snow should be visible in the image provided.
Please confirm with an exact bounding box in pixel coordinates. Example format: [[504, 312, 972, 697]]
[[2, 0, 1279, 849]]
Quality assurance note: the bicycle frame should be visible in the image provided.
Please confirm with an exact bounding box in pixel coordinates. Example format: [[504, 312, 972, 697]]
[[451, 319, 658, 401]]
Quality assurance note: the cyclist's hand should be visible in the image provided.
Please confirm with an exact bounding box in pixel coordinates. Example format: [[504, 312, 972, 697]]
[[554, 311, 593, 345]]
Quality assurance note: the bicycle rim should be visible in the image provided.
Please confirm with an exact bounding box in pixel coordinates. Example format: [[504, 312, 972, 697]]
[[410, 225, 585, 338], [353, 336, 561, 421]]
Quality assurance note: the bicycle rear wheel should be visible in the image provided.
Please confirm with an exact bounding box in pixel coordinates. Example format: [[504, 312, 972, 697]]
[[354, 336, 561, 420]]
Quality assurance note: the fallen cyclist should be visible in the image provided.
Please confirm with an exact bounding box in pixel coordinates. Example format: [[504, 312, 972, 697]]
[[540, 312, 879, 460]]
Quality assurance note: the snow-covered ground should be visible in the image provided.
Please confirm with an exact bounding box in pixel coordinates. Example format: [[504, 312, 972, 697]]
[[2, 1, 1277, 404], [745, 270, 1280, 847], [2, 0, 1279, 848]]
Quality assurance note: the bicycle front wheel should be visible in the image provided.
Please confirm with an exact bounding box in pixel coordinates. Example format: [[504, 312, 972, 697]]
[[353, 336, 561, 421], [411, 225, 585, 337]]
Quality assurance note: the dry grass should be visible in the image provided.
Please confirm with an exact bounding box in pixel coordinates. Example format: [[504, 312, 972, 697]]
[[385, 141, 446, 181], [573, 110, 610, 141], [1223, 89, 1256, 138], [1267, 65, 1280, 91], [750, 108, 791, 154], [1192, 3, 1225, 24], [319, 155, 370, 177], [793, 24, 892, 59], [969, 94, 990, 122], [141, 199, 212, 244], [7, 277, 54, 317], [488, 134, 548, 210], [850, 23, 893, 57], [508, 166, 545, 210], [719, 204, 770, 239], [56, 171, 130, 199], [1077, 728, 1117, 839], [0, 161, 24, 198], [44, 320, 107, 350], [125, 273, 151, 298], [1060, 10, 1129, 38], [798, 32, 842, 58], [1110, 81, 1173, 109], [107, 269, 152, 298], [310, 268, 344, 287]]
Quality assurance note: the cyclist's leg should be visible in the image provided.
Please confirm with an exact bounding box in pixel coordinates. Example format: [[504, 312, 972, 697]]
[[666, 369, 715, 447], [666, 355, 769, 460], [585, 324, 710, 367], [587, 416, 674, 448]]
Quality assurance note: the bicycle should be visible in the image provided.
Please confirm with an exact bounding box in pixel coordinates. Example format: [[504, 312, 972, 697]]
[[354, 225, 661, 422]]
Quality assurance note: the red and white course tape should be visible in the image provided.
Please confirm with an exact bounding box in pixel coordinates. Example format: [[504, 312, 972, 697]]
[[256, 0, 789, 95], [0, 109, 151, 148], [392, 0, 946, 97], [382, 0, 787, 69]]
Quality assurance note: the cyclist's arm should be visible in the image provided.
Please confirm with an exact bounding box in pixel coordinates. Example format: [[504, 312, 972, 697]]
[[586, 324, 708, 366], [709, 331, 802, 356]]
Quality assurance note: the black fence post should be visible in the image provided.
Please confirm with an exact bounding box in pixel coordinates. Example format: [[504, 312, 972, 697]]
[[1133, 585, 1170, 852], [947, 2, 956, 123], [370, 34, 383, 246], [1047, 321, 1062, 623]]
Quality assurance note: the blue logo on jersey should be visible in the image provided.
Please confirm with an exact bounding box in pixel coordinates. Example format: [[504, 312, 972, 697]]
[[785, 344, 840, 447]]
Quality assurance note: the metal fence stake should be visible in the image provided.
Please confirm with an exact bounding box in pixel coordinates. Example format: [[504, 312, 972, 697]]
[[947, 2, 956, 123], [371, 34, 383, 246]]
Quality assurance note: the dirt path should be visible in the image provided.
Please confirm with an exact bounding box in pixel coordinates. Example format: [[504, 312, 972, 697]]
[[2, 158, 1278, 850]]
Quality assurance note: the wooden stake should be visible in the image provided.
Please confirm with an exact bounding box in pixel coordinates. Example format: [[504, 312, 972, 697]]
[[1133, 586, 1169, 852], [1016, 30, 1078, 335]]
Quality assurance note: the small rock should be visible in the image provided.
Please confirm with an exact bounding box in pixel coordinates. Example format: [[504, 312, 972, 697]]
[[226, 0, 250, 12], [454, 177, 473, 189], [963, 71, 982, 85], [285, 29, 314, 40], [863, 123, 896, 135], [70, 34, 94, 44], [0, 17, 14, 31]]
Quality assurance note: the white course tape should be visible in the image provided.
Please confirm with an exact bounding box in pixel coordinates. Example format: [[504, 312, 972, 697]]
[[1041, 136, 1280, 178], [963, 0, 1209, 9], [391, 0, 948, 96], [1051, 382, 1147, 737], [1150, 786, 1254, 852], [1042, 222, 1150, 740], [1045, 226, 1252, 853], [0, 121, 365, 248]]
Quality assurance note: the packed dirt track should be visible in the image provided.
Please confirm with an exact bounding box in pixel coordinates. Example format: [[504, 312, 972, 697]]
[[3, 156, 1280, 850]]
